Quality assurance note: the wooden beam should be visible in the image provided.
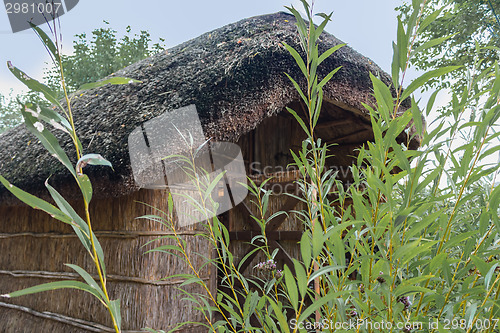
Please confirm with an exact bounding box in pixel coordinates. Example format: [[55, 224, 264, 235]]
[[229, 230, 302, 241], [327, 128, 372, 144], [316, 119, 354, 129], [0, 270, 209, 286]]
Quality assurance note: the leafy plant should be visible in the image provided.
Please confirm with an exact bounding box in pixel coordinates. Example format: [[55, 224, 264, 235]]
[[0, 20, 141, 333], [144, 0, 499, 332], [398, 0, 500, 93]]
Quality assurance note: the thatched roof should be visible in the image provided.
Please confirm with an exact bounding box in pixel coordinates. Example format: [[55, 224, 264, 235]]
[[0, 12, 418, 203]]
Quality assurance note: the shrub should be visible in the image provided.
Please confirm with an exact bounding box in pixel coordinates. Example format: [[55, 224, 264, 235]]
[[143, 1, 499, 332]]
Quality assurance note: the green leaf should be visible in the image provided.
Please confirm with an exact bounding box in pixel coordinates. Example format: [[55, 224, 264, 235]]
[[443, 230, 478, 250], [367, 289, 386, 311], [318, 66, 342, 90], [32, 104, 72, 132], [300, 231, 311, 268], [77, 153, 113, 170], [45, 180, 87, 231], [108, 299, 122, 331], [283, 42, 307, 78], [78, 77, 141, 91], [21, 106, 76, 178], [414, 34, 455, 55], [392, 41, 400, 88], [426, 88, 440, 116], [284, 265, 299, 311], [29, 22, 59, 61], [418, 7, 444, 33], [8, 62, 62, 108], [318, 44, 345, 65], [297, 291, 348, 322], [0, 175, 72, 225], [465, 303, 478, 328], [284, 73, 308, 106], [203, 171, 226, 201], [65, 264, 105, 301], [397, 17, 408, 68], [146, 244, 183, 254], [394, 285, 434, 298], [471, 255, 490, 277], [370, 72, 393, 123], [44, 180, 106, 276], [314, 12, 332, 41], [410, 100, 423, 136], [284, 5, 308, 46], [293, 259, 308, 299], [2, 280, 104, 300], [485, 263, 499, 290], [401, 66, 461, 101], [266, 297, 291, 333], [312, 224, 324, 258], [287, 107, 310, 137], [77, 174, 93, 204], [429, 253, 447, 273], [308, 265, 343, 284]]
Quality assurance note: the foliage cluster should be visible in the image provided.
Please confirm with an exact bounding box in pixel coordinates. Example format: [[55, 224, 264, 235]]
[[143, 1, 500, 332], [398, 0, 500, 92]]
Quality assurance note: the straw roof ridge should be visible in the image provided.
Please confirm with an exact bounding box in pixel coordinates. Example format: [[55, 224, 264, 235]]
[[0, 11, 404, 203]]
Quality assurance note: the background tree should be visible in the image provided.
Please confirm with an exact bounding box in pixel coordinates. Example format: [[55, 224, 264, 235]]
[[398, 0, 500, 91], [54, 22, 165, 91], [0, 22, 165, 134], [0, 90, 46, 133]]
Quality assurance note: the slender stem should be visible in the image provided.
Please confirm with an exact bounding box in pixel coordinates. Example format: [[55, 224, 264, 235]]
[[53, 18, 120, 332]]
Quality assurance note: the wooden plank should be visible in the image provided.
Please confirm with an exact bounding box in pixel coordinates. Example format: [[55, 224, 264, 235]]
[[326, 128, 371, 144], [315, 119, 354, 129], [0, 270, 210, 286], [229, 231, 302, 241]]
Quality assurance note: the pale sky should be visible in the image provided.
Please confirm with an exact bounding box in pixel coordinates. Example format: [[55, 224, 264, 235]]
[[0, 0, 406, 97]]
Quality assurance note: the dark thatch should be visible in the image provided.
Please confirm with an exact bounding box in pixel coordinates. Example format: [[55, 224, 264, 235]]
[[0, 12, 417, 204]]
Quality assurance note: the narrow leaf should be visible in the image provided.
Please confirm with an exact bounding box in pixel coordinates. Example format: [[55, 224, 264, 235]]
[[3, 280, 104, 300], [78, 77, 141, 91], [401, 66, 461, 101], [0, 175, 71, 225]]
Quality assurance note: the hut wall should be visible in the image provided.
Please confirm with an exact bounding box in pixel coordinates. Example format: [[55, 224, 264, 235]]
[[0, 189, 212, 332]]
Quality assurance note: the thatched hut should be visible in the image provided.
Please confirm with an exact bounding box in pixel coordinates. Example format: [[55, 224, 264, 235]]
[[0, 12, 420, 332]]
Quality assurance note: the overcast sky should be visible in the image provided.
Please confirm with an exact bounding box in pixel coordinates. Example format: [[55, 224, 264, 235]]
[[0, 0, 405, 97]]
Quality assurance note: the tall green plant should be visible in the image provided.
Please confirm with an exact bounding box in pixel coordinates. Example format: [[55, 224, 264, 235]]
[[144, 1, 500, 332], [0, 20, 140, 333]]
